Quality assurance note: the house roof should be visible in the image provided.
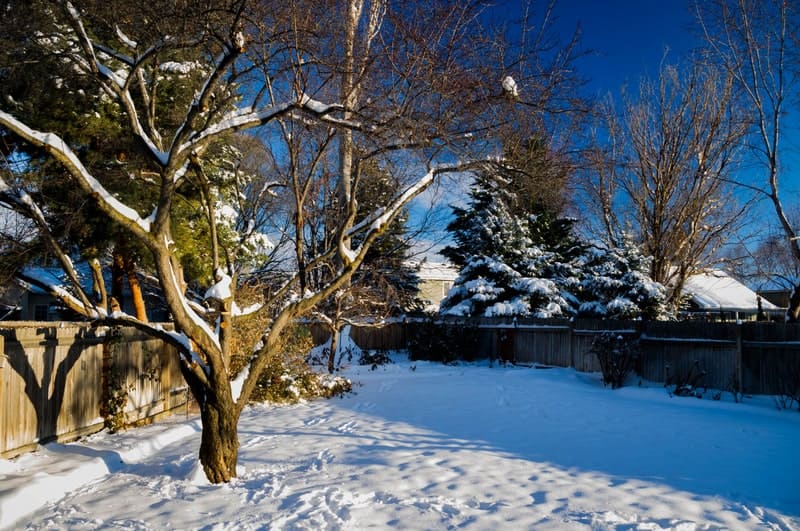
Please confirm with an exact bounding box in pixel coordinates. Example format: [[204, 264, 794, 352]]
[[18, 266, 71, 295], [414, 261, 459, 282], [682, 270, 781, 312]]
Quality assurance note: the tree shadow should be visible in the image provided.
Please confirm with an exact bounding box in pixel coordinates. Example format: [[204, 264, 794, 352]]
[[3, 325, 99, 447]]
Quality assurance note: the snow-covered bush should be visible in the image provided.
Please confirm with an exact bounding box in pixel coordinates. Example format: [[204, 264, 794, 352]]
[[359, 350, 393, 370], [665, 360, 708, 398], [589, 332, 640, 389], [252, 363, 352, 404], [231, 322, 351, 404]]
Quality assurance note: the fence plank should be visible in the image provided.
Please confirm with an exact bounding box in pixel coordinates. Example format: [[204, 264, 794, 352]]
[[1, 323, 189, 458], [321, 318, 799, 396]]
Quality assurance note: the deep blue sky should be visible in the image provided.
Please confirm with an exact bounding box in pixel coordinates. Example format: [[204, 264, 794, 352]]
[[551, 0, 700, 95], [544, 0, 799, 220]]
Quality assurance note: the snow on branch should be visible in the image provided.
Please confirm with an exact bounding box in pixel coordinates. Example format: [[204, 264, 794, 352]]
[[346, 162, 479, 243], [93, 42, 134, 67], [0, 176, 48, 227], [179, 95, 349, 155], [180, 102, 294, 152], [163, 254, 221, 352], [0, 110, 155, 237], [16, 271, 106, 320], [61, 1, 169, 165], [115, 25, 138, 50], [0, 174, 98, 312]]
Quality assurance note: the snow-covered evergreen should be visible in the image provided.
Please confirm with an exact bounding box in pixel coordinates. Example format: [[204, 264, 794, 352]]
[[440, 171, 667, 320], [440, 172, 580, 318], [577, 235, 667, 320]]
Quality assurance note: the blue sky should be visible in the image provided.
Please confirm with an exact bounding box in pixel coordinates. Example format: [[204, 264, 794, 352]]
[[551, 0, 700, 96], [550, 1, 799, 236], [547, 0, 799, 194], [414, 1, 800, 261]]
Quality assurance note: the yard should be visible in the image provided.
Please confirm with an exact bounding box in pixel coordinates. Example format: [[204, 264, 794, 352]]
[[2, 355, 799, 530]]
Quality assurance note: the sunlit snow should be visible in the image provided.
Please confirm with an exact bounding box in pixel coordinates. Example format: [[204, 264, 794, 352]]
[[2, 356, 798, 530]]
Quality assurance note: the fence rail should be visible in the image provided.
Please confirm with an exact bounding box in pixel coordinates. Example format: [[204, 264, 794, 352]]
[[0, 322, 189, 458], [312, 318, 800, 396], [5, 318, 796, 458]]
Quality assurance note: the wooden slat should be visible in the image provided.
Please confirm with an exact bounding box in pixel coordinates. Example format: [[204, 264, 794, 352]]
[[0, 323, 189, 458], [318, 318, 800, 397]]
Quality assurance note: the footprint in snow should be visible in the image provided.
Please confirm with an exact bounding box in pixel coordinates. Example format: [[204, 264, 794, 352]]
[[240, 434, 274, 449], [334, 420, 358, 434], [353, 402, 376, 412], [304, 415, 330, 426]]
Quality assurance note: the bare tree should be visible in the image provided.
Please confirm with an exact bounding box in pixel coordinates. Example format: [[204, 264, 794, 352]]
[[696, 0, 800, 320], [727, 209, 800, 296], [583, 61, 750, 310], [0, 0, 580, 482]]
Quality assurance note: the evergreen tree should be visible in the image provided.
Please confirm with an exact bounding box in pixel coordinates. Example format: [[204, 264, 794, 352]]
[[353, 161, 421, 314], [577, 235, 667, 320], [440, 170, 582, 318]]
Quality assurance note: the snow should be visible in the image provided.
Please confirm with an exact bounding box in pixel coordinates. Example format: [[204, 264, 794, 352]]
[[2, 358, 799, 530], [683, 269, 779, 312], [339, 241, 358, 264], [232, 301, 263, 317], [308, 325, 363, 362], [159, 61, 199, 75], [234, 31, 245, 51], [114, 25, 137, 50], [204, 269, 232, 302], [412, 261, 459, 282], [230, 365, 249, 402], [501, 75, 519, 97]]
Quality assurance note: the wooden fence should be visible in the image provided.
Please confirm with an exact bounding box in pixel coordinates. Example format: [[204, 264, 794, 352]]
[[0, 323, 189, 458], [311, 318, 800, 396]]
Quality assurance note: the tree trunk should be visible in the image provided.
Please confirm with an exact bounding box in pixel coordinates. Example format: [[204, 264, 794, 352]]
[[112, 248, 125, 308], [124, 256, 148, 322], [89, 258, 108, 310], [328, 325, 340, 374], [787, 285, 800, 323], [198, 392, 240, 483]]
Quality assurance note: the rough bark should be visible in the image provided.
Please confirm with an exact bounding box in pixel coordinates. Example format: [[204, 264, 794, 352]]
[[198, 395, 240, 483]]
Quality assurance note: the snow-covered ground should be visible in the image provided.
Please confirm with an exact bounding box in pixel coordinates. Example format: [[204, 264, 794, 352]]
[[2, 356, 799, 530]]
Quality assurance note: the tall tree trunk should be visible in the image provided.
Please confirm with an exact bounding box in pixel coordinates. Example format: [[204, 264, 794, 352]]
[[188, 364, 240, 484], [124, 256, 148, 322], [327, 324, 340, 374]]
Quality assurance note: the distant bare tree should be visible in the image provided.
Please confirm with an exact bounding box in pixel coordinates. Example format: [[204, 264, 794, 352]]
[[696, 0, 800, 320], [583, 61, 750, 310]]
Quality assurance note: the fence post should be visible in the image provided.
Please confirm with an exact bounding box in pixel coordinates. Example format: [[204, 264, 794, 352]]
[[735, 322, 743, 393], [567, 318, 575, 369]]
